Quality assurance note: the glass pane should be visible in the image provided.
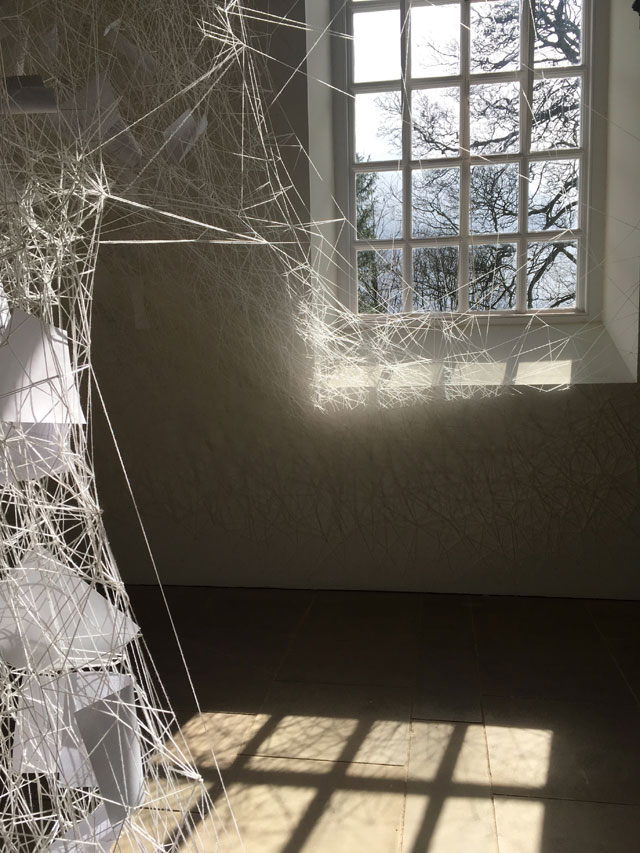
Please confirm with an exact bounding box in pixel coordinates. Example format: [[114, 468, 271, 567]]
[[411, 88, 460, 159], [470, 82, 519, 154], [355, 92, 401, 162], [411, 4, 460, 78], [358, 248, 404, 313], [353, 10, 401, 83], [470, 0, 520, 73], [469, 243, 518, 310], [527, 241, 577, 308], [412, 247, 459, 311], [412, 167, 459, 237], [528, 159, 579, 231], [470, 163, 519, 234], [534, 0, 582, 67], [356, 171, 403, 240], [530, 77, 581, 152]]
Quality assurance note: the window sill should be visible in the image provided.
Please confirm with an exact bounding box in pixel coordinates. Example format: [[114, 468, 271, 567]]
[[321, 313, 634, 391], [352, 309, 591, 326]]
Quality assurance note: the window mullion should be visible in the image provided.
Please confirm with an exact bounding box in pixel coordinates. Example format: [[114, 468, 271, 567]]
[[576, 0, 591, 312], [458, 0, 471, 313], [518, 0, 535, 312]]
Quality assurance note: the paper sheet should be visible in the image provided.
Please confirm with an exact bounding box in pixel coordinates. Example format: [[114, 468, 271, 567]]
[[49, 804, 123, 853], [163, 108, 208, 163], [0, 549, 139, 669], [12, 671, 132, 787], [0, 282, 9, 331], [0, 308, 85, 424], [0, 421, 71, 485], [3, 75, 57, 114], [75, 680, 145, 824], [53, 71, 141, 166], [103, 20, 158, 78], [0, 16, 28, 76]]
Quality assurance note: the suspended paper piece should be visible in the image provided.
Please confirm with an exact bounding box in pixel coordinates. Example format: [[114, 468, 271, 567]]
[[0, 308, 85, 424], [0, 421, 71, 485], [29, 24, 59, 76], [55, 71, 120, 141], [49, 804, 123, 853], [163, 108, 208, 163], [103, 20, 159, 78], [53, 71, 141, 167], [0, 281, 8, 331], [0, 167, 21, 205], [102, 115, 143, 170], [0, 16, 28, 76], [75, 680, 145, 823], [2, 75, 57, 114], [0, 549, 139, 669], [13, 671, 132, 787]]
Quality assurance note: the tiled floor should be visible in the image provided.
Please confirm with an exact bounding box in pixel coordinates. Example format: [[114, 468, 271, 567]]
[[126, 587, 640, 852]]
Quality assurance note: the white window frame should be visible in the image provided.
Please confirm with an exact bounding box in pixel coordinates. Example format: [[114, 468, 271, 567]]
[[334, 0, 595, 317], [306, 0, 639, 386]]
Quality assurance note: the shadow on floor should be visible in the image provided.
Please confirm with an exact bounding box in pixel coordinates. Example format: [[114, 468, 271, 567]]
[[126, 586, 640, 852]]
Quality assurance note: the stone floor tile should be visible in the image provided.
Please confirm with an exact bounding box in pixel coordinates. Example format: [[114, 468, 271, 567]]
[[414, 652, 483, 723], [278, 591, 421, 688], [484, 696, 640, 804], [477, 646, 635, 705], [403, 720, 496, 852], [494, 795, 640, 853], [247, 681, 411, 766], [205, 755, 405, 853]]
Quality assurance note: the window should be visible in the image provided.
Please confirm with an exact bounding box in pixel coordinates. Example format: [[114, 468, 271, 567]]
[[336, 0, 591, 316], [307, 0, 638, 393]]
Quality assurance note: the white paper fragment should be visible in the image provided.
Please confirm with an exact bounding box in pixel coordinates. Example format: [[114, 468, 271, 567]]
[[0, 308, 85, 425], [53, 71, 141, 166], [0, 282, 8, 332], [49, 803, 123, 853], [75, 680, 145, 824], [2, 74, 57, 114], [12, 671, 132, 787], [103, 19, 158, 78], [0, 421, 71, 485], [163, 108, 208, 163], [0, 549, 139, 669]]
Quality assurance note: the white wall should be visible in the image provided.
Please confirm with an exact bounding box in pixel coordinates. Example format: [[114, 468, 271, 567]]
[[603, 0, 640, 377], [92, 0, 640, 599]]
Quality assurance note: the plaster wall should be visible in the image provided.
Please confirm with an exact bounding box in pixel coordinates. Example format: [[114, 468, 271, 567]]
[[92, 1, 640, 599], [602, 0, 640, 377]]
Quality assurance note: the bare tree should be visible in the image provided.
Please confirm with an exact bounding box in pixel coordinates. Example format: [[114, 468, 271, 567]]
[[356, 0, 582, 312]]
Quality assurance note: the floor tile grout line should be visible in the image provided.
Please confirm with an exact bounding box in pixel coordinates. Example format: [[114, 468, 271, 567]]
[[471, 598, 502, 852], [236, 750, 408, 769], [492, 791, 640, 808]]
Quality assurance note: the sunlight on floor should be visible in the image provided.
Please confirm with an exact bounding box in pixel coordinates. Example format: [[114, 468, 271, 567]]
[[128, 712, 556, 853]]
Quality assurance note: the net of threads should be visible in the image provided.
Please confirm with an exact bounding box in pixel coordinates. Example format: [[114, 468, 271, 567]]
[[0, 1, 273, 849], [0, 0, 605, 848]]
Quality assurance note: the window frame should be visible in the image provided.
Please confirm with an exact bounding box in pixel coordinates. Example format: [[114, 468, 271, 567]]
[[331, 0, 598, 320]]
